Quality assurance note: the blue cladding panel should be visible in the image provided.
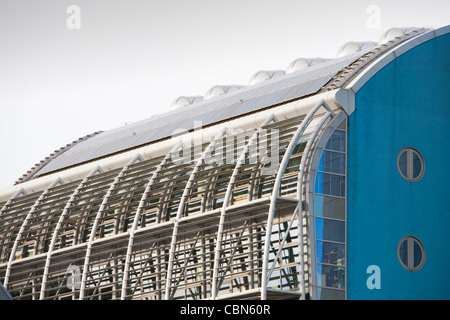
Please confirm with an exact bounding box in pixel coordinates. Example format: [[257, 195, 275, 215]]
[[347, 33, 450, 299]]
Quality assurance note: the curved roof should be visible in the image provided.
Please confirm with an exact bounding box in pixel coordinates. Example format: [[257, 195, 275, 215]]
[[1, 25, 448, 301], [14, 27, 436, 184]]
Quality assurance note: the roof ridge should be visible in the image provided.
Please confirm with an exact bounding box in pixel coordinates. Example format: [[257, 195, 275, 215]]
[[321, 28, 428, 92], [14, 131, 103, 185]]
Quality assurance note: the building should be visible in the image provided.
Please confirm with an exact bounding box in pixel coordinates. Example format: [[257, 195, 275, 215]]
[[0, 25, 449, 300]]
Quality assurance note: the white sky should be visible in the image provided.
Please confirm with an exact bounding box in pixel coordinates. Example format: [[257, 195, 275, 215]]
[[0, 0, 448, 190]]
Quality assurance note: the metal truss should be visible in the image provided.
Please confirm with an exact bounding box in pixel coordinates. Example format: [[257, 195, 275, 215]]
[[0, 100, 338, 300]]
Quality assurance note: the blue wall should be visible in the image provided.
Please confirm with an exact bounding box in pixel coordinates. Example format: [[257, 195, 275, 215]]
[[347, 33, 450, 299]]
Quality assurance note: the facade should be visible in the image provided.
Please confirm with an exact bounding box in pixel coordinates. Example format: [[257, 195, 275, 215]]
[[0, 25, 449, 300]]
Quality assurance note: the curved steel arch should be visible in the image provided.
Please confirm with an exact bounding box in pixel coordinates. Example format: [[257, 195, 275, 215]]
[[0, 188, 26, 217], [39, 166, 102, 299], [260, 99, 335, 300], [305, 111, 347, 300], [120, 141, 184, 300], [3, 177, 63, 288], [79, 154, 143, 299], [164, 127, 229, 300], [210, 114, 277, 299], [263, 109, 337, 300]]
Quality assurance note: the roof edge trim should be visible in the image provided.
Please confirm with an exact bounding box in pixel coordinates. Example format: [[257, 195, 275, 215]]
[[346, 25, 450, 94], [0, 89, 344, 202], [14, 131, 103, 186]]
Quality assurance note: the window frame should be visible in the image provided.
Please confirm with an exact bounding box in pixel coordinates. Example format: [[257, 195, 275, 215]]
[[397, 147, 425, 182], [397, 235, 426, 272]]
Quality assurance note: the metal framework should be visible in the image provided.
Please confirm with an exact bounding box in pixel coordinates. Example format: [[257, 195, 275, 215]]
[[306, 112, 348, 300], [0, 99, 340, 300]]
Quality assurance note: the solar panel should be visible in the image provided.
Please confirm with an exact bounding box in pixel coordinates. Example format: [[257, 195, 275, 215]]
[[35, 50, 369, 176]]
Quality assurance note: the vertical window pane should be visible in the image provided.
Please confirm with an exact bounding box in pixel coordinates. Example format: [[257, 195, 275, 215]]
[[397, 148, 424, 182], [325, 130, 346, 152], [317, 264, 345, 288], [317, 287, 345, 300], [413, 240, 423, 268], [315, 218, 345, 242], [412, 152, 422, 179], [398, 236, 425, 271], [318, 151, 345, 174], [398, 151, 408, 177], [399, 239, 408, 267], [315, 173, 345, 197], [314, 195, 345, 220], [316, 241, 345, 265]]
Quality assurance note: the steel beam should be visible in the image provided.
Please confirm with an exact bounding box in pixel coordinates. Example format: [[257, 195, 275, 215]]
[[260, 99, 334, 300], [4, 178, 63, 288], [121, 141, 184, 300], [39, 166, 102, 299], [79, 154, 142, 299], [164, 128, 229, 300], [211, 114, 277, 299]]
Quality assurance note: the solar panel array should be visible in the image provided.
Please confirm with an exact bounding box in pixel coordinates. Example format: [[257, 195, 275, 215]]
[[33, 50, 369, 177]]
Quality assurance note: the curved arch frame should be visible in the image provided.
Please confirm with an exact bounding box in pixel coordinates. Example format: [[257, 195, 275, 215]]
[[3, 177, 63, 288], [39, 166, 102, 299], [260, 99, 335, 300], [164, 127, 229, 300], [263, 109, 335, 299], [306, 111, 348, 300], [79, 154, 143, 299], [210, 114, 277, 299], [120, 141, 184, 300], [0, 188, 27, 217]]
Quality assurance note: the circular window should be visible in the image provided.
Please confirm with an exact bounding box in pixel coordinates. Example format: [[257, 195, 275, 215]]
[[397, 147, 425, 182], [397, 236, 425, 272]]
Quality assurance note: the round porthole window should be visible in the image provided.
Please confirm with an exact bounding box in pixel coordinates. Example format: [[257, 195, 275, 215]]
[[397, 147, 425, 182], [397, 236, 425, 272]]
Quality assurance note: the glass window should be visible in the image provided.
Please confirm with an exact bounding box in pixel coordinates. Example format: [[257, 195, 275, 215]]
[[325, 130, 346, 152], [398, 151, 408, 177], [397, 148, 425, 182], [314, 195, 345, 220], [316, 264, 345, 289], [314, 123, 347, 300], [315, 218, 345, 243], [316, 241, 345, 265], [315, 172, 345, 197], [397, 236, 425, 271], [317, 287, 345, 300], [398, 238, 408, 267], [318, 151, 345, 175]]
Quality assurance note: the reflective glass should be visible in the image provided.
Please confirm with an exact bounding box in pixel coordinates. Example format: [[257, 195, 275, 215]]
[[317, 287, 345, 300], [412, 152, 422, 179], [318, 151, 345, 174], [337, 119, 347, 131], [315, 173, 345, 197], [316, 241, 345, 265], [398, 151, 408, 178], [285, 157, 301, 173], [314, 195, 345, 220], [399, 239, 408, 267], [413, 240, 423, 268], [398, 236, 425, 271], [316, 264, 345, 288], [315, 218, 345, 243], [325, 130, 346, 152]]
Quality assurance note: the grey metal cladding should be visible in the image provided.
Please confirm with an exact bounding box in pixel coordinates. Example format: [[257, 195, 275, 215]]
[[35, 50, 367, 176]]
